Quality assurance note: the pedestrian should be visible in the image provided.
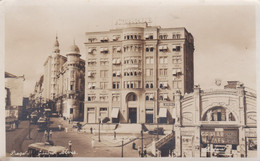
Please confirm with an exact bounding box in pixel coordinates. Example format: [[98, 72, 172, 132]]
[[132, 142, 136, 150], [90, 127, 93, 134], [91, 138, 95, 147], [68, 119, 71, 124], [114, 131, 116, 140], [138, 146, 141, 157], [15, 120, 19, 128], [143, 146, 147, 157], [168, 150, 172, 157]]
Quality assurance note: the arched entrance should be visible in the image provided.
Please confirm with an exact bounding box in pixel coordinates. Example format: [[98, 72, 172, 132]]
[[126, 92, 137, 123], [201, 106, 238, 157]]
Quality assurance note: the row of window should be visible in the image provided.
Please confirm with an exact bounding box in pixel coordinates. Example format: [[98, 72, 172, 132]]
[[146, 68, 182, 76], [87, 45, 181, 54], [124, 34, 142, 40], [87, 80, 182, 90], [88, 55, 182, 67], [145, 93, 174, 101], [87, 93, 177, 102], [88, 35, 120, 43], [87, 68, 182, 78], [88, 33, 182, 43]]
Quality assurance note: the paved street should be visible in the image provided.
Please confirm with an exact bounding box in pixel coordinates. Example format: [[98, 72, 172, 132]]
[[6, 120, 44, 156], [6, 117, 160, 157]]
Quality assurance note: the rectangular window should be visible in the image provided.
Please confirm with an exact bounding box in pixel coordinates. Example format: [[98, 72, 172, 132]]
[[173, 45, 181, 52], [112, 94, 120, 102], [70, 108, 73, 114], [87, 95, 96, 101], [159, 69, 167, 76], [113, 82, 120, 89], [146, 69, 153, 76], [100, 95, 108, 102], [100, 70, 108, 78], [100, 82, 108, 89], [100, 107, 107, 111]]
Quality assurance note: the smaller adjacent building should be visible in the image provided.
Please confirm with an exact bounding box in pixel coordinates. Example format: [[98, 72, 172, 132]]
[[36, 37, 85, 121], [5, 72, 25, 126], [174, 81, 257, 158]]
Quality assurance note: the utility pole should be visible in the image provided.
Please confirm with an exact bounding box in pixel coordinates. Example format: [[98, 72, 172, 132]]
[[141, 130, 144, 157], [27, 115, 31, 140], [121, 139, 124, 157]]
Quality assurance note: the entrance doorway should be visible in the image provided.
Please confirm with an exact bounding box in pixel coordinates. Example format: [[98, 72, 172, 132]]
[[128, 108, 137, 123]]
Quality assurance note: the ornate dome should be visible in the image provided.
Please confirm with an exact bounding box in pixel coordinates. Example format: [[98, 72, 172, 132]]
[[69, 44, 80, 53]]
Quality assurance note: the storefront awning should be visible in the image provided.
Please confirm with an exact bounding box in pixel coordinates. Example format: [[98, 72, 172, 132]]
[[111, 108, 120, 118], [159, 108, 167, 118]]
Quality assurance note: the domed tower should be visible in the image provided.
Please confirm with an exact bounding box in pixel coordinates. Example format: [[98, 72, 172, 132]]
[[65, 41, 81, 121], [50, 36, 60, 100]]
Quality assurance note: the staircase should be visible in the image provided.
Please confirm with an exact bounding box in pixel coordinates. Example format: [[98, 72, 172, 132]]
[[147, 132, 175, 156], [115, 123, 142, 133]]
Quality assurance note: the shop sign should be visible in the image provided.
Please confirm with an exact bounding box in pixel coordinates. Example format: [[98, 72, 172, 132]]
[[160, 102, 175, 107], [245, 128, 257, 137], [201, 129, 239, 145]]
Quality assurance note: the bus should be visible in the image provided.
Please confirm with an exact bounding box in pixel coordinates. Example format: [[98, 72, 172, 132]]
[[27, 142, 72, 157]]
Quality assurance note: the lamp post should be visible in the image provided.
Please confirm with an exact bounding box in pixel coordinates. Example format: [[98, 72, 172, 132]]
[[27, 115, 31, 140], [98, 116, 101, 142], [157, 115, 160, 140], [121, 138, 124, 157]]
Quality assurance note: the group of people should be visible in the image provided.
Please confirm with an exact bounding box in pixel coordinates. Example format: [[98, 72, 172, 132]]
[[137, 146, 147, 157]]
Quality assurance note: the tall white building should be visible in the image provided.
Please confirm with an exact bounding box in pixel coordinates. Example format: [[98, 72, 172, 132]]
[[84, 23, 194, 124]]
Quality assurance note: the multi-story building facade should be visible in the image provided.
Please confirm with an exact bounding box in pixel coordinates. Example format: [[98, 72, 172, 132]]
[[42, 37, 85, 121], [84, 23, 194, 124], [173, 82, 257, 157]]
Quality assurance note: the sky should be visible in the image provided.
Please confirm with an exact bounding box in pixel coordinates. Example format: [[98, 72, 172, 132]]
[[3, 0, 257, 97]]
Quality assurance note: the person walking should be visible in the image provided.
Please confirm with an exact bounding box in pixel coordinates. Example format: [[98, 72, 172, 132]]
[[143, 145, 147, 157], [90, 127, 93, 134], [138, 146, 141, 157]]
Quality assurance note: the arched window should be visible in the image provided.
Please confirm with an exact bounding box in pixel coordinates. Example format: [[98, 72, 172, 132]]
[[127, 93, 137, 101], [150, 83, 154, 88], [145, 95, 149, 100], [146, 84, 149, 88], [202, 106, 236, 122]]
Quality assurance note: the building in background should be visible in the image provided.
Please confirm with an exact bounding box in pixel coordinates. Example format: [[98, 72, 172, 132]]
[[37, 37, 85, 121], [84, 22, 194, 124]]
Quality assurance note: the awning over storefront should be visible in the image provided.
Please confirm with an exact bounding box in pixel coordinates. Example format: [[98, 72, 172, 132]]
[[111, 108, 120, 118], [159, 108, 167, 118]]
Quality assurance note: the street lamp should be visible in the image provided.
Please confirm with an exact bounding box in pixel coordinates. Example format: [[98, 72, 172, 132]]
[[98, 116, 102, 142], [141, 130, 144, 157], [27, 115, 31, 140]]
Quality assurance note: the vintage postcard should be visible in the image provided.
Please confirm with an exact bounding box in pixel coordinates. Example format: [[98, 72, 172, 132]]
[[1, 0, 259, 160]]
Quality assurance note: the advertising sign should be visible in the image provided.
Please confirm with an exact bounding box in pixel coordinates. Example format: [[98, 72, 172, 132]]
[[201, 128, 239, 145]]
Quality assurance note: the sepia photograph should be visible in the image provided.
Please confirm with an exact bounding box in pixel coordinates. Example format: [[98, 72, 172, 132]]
[[1, 0, 258, 159]]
